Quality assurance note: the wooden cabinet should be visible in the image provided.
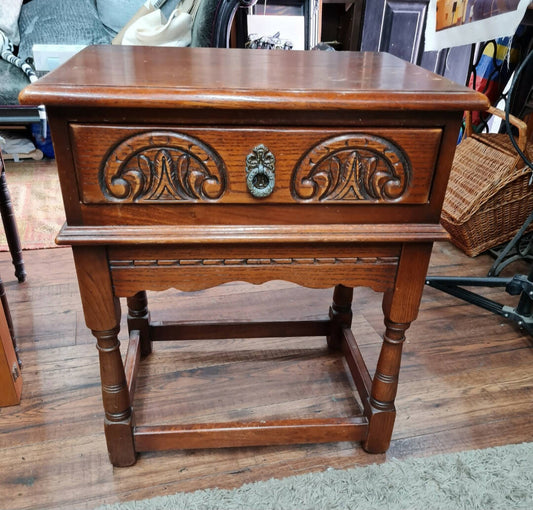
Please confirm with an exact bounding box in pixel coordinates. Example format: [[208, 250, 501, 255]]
[[20, 46, 487, 466]]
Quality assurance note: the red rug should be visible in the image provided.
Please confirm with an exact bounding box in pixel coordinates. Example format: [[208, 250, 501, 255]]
[[0, 159, 66, 251]]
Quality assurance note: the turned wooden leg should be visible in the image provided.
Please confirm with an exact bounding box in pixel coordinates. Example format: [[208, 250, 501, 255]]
[[72, 246, 136, 466], [363, 318, 410, 453], [363, 243, 433, 453], [94, 324, 136, 466], [327, 284, 353, 350], [0, 154, 26, 283], [127, 291, 152, 357]]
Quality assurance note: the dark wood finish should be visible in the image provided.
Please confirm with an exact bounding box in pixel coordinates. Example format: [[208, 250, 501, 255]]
[[20, 47, 488, 111], [19, 46, 487, 466], [127, 291, 152, 356], [135, 417, 369, 451], [124, 330, 141, 400], [0, 150, 25, 283], [0, 241, 532, 509], [149, 319, 332, 341], [342, 327, 372, 407], [327, 284, 354, 349]]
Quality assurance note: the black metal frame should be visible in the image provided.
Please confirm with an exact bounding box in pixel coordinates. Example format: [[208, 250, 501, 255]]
[[0, 106, 40, 125], [426, 271, 533, 335], [210, 0, 259, 48]]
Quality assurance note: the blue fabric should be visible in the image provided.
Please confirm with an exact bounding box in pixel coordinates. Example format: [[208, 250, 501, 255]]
[[31, 122, 54, 158]]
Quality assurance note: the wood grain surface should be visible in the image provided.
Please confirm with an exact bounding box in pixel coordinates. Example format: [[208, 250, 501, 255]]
[[19, 47, 489, 111]]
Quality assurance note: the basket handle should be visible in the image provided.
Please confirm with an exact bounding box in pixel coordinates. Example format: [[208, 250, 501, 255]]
[[464, 106, 528, 153]]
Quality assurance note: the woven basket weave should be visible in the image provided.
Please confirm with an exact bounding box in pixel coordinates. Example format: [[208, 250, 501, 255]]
[[441, 107, 532, 257]]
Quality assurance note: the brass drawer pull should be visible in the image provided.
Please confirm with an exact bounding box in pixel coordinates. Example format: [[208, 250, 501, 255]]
[[246, 144, 275, 198]]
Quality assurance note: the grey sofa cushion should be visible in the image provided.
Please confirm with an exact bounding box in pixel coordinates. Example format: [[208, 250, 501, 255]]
[[18, 0, 112, 62], [0, 60, 30, 105]]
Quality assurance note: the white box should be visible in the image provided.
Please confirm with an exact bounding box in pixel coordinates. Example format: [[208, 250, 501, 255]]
[[32, 44, 87, 72]]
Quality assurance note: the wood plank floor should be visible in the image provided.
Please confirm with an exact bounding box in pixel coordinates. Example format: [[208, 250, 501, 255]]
[[0, 241, 532, 510]]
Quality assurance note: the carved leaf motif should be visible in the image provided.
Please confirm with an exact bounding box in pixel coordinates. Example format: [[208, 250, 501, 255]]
[[291, 134, 411, 202], [101, 131, 226, 202]]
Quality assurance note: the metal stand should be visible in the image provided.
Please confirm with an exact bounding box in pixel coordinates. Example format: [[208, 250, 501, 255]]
[[426, 266, 533, 336], [426, 208, 533, 337], [487, 213, 533, 276]]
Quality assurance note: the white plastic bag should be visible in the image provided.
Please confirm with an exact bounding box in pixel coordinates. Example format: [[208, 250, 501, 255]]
[[121, 0, 200, 47]]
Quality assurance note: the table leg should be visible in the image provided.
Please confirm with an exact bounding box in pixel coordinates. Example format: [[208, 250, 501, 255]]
[[364, 243, 433, 453], [72, 246, 136, 466], [127, 291, 152, 356], [327, 284, 354, 350], [0, 153, 26, 283]]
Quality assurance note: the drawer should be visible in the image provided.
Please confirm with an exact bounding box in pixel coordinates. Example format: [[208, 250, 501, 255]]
[[70, 125, 442, 206]]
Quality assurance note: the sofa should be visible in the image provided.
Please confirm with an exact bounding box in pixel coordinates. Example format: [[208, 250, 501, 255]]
[[0, 0, 254, 126]]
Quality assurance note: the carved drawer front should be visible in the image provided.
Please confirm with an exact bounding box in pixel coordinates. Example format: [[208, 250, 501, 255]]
[[70, 124, 442, 205]]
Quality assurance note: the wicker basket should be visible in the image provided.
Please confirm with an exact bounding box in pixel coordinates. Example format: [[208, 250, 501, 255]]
[[441, 106, 532, 257]]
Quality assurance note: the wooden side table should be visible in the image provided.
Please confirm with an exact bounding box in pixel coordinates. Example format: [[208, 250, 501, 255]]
[[20, 46, 488, 466]]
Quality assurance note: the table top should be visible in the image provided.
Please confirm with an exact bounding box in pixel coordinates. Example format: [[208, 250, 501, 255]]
[[20, 46, 488, 112]]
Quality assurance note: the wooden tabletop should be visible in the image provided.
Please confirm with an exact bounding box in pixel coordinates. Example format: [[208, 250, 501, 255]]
[[19, 46, 489, 112]]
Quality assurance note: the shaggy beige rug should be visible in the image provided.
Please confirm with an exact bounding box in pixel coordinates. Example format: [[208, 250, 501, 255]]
[[95, 442, 533, 510]]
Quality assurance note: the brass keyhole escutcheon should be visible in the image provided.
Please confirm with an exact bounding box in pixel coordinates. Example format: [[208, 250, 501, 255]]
[[246, 144, 275, 198]]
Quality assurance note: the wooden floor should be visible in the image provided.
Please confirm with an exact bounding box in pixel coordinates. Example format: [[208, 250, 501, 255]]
[[0, 241, 532, 510]]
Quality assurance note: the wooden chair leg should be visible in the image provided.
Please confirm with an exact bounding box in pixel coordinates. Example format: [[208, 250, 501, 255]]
[[0, 153, 26, 283], [327, 284, 354, 350], [127, 291, 152, 356]]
